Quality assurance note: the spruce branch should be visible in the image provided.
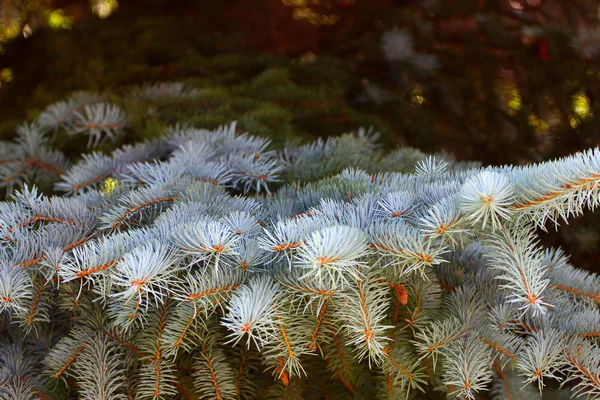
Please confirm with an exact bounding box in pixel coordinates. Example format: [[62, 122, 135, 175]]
[[460, 170, 516, 231], [371, 220, 449, 278], [562, 339, 600, 399], [44, 326, 94, 381], [170, 220, 239, 271], [419, 196, 472, 249], [545, 249, 600, 304], [13, 276, 51, 335], [110, 241, 181, 327], [339, 273, 393, 367], [381, 329, 428, 396], [442, 335, 493, 400], [194, 341, 237, 400], [0, 265, 32, 314], [510, 147, 600, 229], [401, 273, 443, 331], [136, 301, 178, 400], [67, 103, 128, 147], [221, 276, 279, 349], [295, 225, 370, 289], [262, 302, 313, 381], [55, 152, 115, 193], [37, 92, 104, 133], [413, 317, 467, 368], [137, 358, 178, 400], [516, 328, 566, 392], [490, 363, 541, 400], [71, 335, 128, 400], [486, 224, 551, 317]]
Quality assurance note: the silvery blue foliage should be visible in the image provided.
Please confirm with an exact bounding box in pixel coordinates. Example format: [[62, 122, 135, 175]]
[[460, 170, 516, 231], [381, 28, 415, 62], [126, 82, 201, 101], [412, 53, 440, 74], [37, 91, 105, 133], [380, 27, 440, 74], [64, 103, 128, 146], [0, 90, 599, 400]]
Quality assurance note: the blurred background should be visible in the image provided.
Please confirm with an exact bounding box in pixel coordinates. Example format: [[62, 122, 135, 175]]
[[0, 0, 599, 271]]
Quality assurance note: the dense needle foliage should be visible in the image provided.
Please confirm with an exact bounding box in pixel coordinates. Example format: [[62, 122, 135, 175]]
[[0, 87, 599, 399]]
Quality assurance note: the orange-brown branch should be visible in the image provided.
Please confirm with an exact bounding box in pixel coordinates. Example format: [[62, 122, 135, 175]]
[[204, 352, 223, 400], [26, 159, 63, 176], [273, 242, 303, 252], [552, 284, 600, 303], [383, 348, 415, 381], [185, 284, 240, 301], [154, 300, 170, 362], [173, 381, 195, 400], [357, 279, 375, 347], [565, 352, 600, 391], [338, 374, 356, 393], [54, 342, 88, 379], [478, 336, 517, 360], [111, 197, 177, 229], [316, 256, 340, 266], [492, 362, 511, 400], [309, 302, 328, 351], [580, 332, 600, 338], [514, 173, 600, 210], [278, 314, 296, 362], [63, 236, 92, 252], [173, 309, 201, 349], [154, 362, 162, 397], [427, 330, 464, 354], [26, 279, 46, 327], [333, 334, 349, 374], [14, 256, 45, 269], [277, 357, 290, 386], [3, 165, 30, 184], [284, 283, 333, 297], [391, 210, 409, 218], [406, 300, 422, 328], [517, 268, 539, 306], [105, 331, 145, 357], [76, 259, 119, 278], [31, 390, 52, 400], [3, 159, 64, 184], [9, 216, 77, 233], [72, 174, 111, 191]]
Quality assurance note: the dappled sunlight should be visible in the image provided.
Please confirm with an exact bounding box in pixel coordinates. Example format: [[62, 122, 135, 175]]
[[92, 0, 119, 19], [47, 9, 73, 30]]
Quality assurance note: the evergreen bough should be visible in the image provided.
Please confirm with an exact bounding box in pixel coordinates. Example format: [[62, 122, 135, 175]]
[[0, 85, 600, 400]]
